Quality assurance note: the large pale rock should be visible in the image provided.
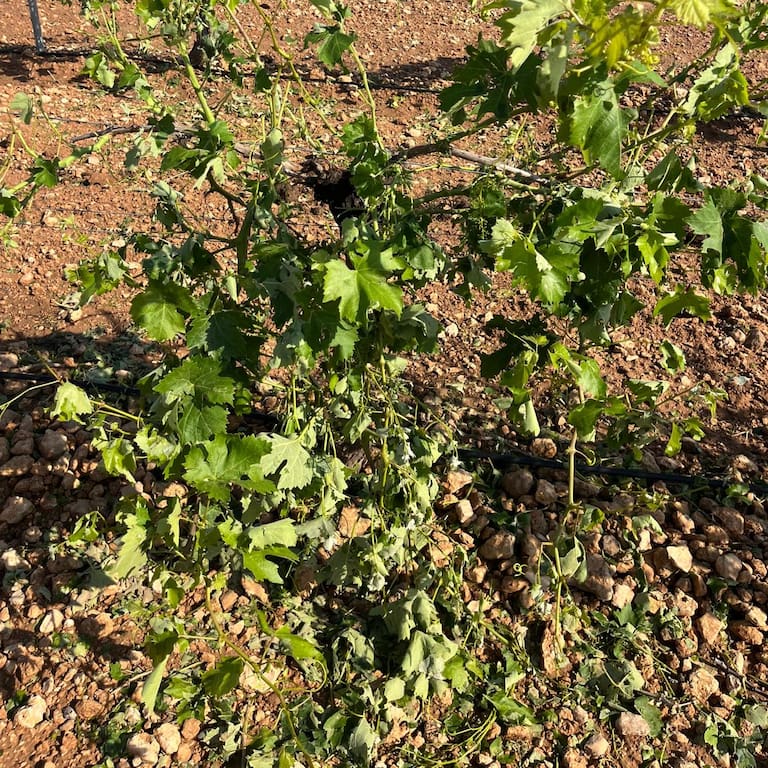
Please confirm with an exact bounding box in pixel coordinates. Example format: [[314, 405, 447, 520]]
[[126, 733, 160, 765], [0, 548, 29, 570], [443, 470, 473, 495], [155, 723, 181, 755], [714, 506, 745, 536], [38, 609, 65, 635], [615, 712, 650, 738], [666, 544, 693, 572], [696, 613, 724, 645], [687, 667, 718, 702], [584, 733, 610, 757], [13, 695, 47, 728]]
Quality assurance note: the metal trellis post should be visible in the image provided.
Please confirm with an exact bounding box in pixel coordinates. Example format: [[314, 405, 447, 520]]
[[27, 0, 46, 53]]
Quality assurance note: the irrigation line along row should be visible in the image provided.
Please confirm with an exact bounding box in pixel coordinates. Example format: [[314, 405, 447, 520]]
[[1, 371, 766, 496]]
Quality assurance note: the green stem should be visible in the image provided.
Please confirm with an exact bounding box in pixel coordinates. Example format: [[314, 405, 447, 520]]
[[181, 52, 217, 125], [203, 585, 318, 768]]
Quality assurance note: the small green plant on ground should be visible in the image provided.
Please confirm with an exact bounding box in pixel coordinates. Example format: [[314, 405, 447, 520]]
[[4, 0, 768, 764]]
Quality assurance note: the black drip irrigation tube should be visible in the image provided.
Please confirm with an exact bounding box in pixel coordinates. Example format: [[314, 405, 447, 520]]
[[457, 447, 768, 497], [2, 370, 767, 496]]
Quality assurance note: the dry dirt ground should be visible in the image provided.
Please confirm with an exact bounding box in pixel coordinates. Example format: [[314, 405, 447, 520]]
[[2, 1, 768, 767]]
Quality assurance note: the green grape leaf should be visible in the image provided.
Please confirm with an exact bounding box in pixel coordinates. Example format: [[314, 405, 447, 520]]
[[31, 157, 59, 188], [259, 435, 314, 490], [495, 0, 564, 69], [241, 549, 283, 583], [177, 404, 229, 443], [52, 382, 94, 423], [689, 197, 724, 255], [141, 657, 168, 716], [670, 0, 730, 29], [248, 519, 298, 550], [653, 286, 711, 325], [349, 716, 377, 762], [99, 438, 137, 482], [108, 513, 148, 580], [684, 44, 749, 122], [305, 26, 356, 69], [635, 696, 663, 737], [569, 78, 626, 178], [274, 626, 324, 663], [0, 190, 21, 218], [10, 92, 33, 124], [131, 282, 194, 341], [659, 340, 686, 373], [184, 434, 274, 501], [323, 254, 403, 323], [155, 357, 236, 405], [201, 657, 244, 697], [568, 398, 604, 440]]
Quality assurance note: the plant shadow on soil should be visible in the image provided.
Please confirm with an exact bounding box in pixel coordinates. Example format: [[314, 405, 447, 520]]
[[2, 327, 768, 496]]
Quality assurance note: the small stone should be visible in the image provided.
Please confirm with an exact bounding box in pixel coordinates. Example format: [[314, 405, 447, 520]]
[[13, 695, 47, 728], [10, 435, 34, 455], [478, 532, 515, 560], [601, 534, 622, 558], [23, 526, 42, 543], [176, 743, 194, 763], [0, 496, 34, 525], [0, 548, 29, 570], [745, 605, 768, 630], [611, 583, 634, 608], [696, 613, 724, 645], [37, 430, 69, 460], [615, 712, 651, 738], [467, 564, 488, 583], [714, 506, 745, 536], [730, 621, 764, 645], [443, 470, 473, 494], [534, 479, 558, 505], [241, 576, 270, 601], [672, 591, 698, 618], [220, 590, 238, 612], [181, 718, 202, 740], [531, 438, 557, 459], [687, 667, 718, 702], [501, 469, 535, 498], [666, 544, 693, 572], [744, 328, 765, 350], [76, 699, 105, 720], [79, 612, 115, 639], [562, 748, 588, 768], [38, 609, 65, 635], [454, 499, 474, 525], [715, 553, 743, 581], [584, 733, 610, 757], [0, 456, 34, 476], [0, 352, 19, 371], [578, 553, 614, 602], [126, 733, 161, 764], [155, 723, 182, 755]]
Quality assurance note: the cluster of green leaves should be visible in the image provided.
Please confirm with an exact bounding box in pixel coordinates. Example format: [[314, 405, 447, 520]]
[[5, 0, 768, 763]]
